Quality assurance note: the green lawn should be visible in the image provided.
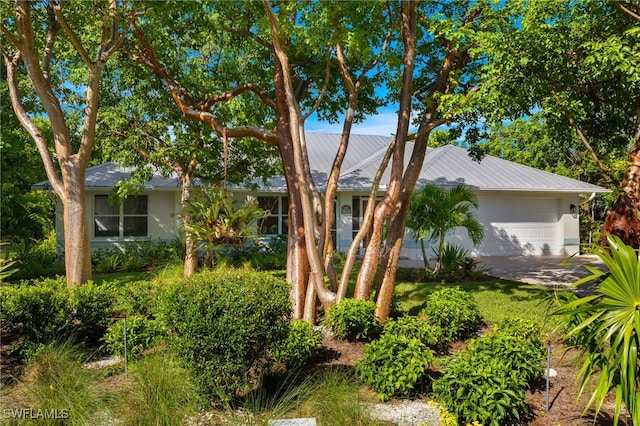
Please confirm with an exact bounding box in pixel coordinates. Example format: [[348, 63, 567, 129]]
[[394, 278, 555, 332]]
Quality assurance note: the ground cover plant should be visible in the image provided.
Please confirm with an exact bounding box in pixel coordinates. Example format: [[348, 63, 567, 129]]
[[3, 253, 628, 425]]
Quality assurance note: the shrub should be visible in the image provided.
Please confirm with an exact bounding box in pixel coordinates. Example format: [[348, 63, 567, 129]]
[[432, 318, 544, 425], [159, 269, 291, 400], [494, 315, 543, 343], [111, 279, 159, 316], [323, 299, 382, 342], [0, 277, 71, 354], [356, 333, 434, 401], [11, 232, 64, 279], [70, 282, 116, 344], [433, 352, 528, 426], [103, 315, 165, 360], [421, 287, 481, 341], [115, 353, 204, 425], [272, 320, 323, 369], [382, 315, 444, 350]]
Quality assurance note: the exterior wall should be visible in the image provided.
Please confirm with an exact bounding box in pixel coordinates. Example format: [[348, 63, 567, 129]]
[[53, 188, 582, 258], [397, 191, 581, 260], [86, 190, 179, 251]]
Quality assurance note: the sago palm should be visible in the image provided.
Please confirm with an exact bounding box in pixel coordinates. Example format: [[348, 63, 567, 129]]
[[407, 183, 484, 272], [553, 234, 640, 425]]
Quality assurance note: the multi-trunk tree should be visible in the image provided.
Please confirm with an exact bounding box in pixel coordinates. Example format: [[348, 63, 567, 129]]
[[126, 0, 490, 322], [1, 0, 135, 285]]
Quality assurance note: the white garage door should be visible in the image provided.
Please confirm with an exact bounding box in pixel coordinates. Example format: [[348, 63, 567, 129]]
[[450, 197, 560, 256]]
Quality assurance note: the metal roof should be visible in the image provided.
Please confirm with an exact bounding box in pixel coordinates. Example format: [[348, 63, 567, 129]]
[[33, 133, 609, 194]]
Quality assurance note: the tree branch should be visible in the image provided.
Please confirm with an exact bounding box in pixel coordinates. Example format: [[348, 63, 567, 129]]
[[614, 1, 640, 21], [302, 47, 333, 121], [3, 50, 65, 200], [50, 0, 94, 69], [201, 83, 276, 111]]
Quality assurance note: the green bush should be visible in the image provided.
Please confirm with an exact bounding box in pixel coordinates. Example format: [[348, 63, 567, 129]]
[[70, 282, 116, 344], [433, 352, 528, 426], [115, 353, 204, 425], [11, 232, 65, 279], [432, 318, 544, 425], [494, 315, 543, 343], [111, 279, 159, 316], [421, 287, 481, 341], [0, 277, 71, 354], [356, 333, 434, 401], [272, 320, 323, 369], [159, 269, 291, 400], [323, 299, 382, 342], [103, 315, 165, 359], [382, 315, 444, 350]]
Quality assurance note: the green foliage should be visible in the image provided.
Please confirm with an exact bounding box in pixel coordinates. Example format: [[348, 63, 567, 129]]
[[0, 259, 19, 282], [553, 235, 640, 424], [103, 315, 165, 360], [11, 232, 64, 279], [91, 239, 185, 273], [0, 277, 71, 354], [114, 353, 204, 425], [382, 315, 444, 351], [272, 320, 323, 369], [1, 341, 109, 425], [433, 318, 544, 425], [159, 269, 291, 400], [407, 184, 484, 273], [433, 352, 528, 426], [421, 287, 482, 342], [70, 282, 116, 344], [180, 187, 267, 268], [323, 299, 382, 342], [356, 333, 434, 401]]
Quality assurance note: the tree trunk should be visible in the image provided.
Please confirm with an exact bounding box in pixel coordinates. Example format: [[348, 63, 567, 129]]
[[62, 166, 92, 285], [602, 140, 640, 249], [180, 175, 198, 277]]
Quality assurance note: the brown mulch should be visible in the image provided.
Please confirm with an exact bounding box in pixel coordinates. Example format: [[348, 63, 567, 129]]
[[319, 333, 631, 426]]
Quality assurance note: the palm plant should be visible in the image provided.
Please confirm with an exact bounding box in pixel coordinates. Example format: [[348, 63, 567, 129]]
[[553, 234, 640, 425], [406, 183, 484, 273], [180, 187, 267, 268]]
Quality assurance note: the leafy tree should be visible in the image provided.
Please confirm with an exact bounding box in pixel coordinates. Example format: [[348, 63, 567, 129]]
[[179, 187, 267, 269], [407, 183, 484, 273], [477, 0, 640, 249], [1, 0, 135, 285], [0, 85, 54, 241], [553, 234, 640, 425], [98, 52, 280, 277]]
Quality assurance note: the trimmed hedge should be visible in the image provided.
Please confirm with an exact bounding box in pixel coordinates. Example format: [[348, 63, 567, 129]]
[[159, 269, 291, 400]]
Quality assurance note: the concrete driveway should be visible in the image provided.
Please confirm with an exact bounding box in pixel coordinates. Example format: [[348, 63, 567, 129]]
[[399, 254, 606, 288], [477, 255, 606, 288]]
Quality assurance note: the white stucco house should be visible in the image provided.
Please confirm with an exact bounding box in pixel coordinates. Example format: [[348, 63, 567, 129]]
[[34, 133, 608, 260]]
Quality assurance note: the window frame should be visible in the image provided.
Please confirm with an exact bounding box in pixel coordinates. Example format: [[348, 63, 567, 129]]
[[257, 195, 288, 235], [93, 194, 149, 239]]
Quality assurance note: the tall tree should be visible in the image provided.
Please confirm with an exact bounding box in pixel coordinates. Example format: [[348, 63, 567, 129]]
[[98, 55, 280, 277], [1, 0, 135, 285], [477, 0, 640, 248]]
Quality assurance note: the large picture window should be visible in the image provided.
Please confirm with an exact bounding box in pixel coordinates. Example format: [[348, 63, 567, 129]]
[[94, 195, 148, 238], [257, 196, 288, 235]]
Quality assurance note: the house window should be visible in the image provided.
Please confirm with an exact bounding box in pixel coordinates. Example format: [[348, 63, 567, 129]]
[[257, 196, 288, 235], [94, 195, 148, 238]]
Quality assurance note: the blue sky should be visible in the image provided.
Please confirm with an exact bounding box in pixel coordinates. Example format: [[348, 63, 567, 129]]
[[305, 105, 402, 136]]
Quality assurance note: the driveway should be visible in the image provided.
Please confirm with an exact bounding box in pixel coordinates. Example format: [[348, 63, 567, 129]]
[[477, 255, 606, 288], [399, 254, 606, 288]]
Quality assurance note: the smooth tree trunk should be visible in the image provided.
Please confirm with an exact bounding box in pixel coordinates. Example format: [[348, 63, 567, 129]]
[[3, 0, 131, 286]]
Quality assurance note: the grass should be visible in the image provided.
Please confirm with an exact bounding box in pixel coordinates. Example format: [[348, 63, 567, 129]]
[[394, 278, 555, 332]]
